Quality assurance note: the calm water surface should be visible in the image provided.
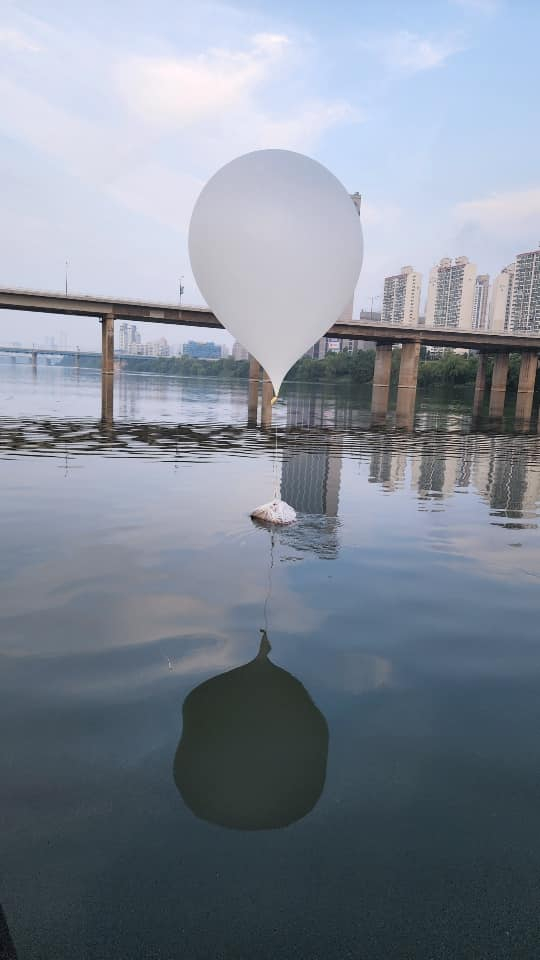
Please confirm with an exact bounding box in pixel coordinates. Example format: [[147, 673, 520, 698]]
[[1, 363, 540, 959]]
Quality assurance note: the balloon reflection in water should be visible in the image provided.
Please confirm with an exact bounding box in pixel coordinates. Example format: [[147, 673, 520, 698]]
[[174, 631, 328, 830], [0, 902, 17, 959]]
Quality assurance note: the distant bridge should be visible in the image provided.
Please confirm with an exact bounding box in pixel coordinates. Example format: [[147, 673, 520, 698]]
[[0, 345, 97, 358]]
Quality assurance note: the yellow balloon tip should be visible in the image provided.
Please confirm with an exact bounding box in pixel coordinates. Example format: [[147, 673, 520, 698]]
[[271, 394, 279, 405]]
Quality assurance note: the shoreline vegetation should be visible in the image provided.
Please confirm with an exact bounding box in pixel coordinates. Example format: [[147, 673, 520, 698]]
[[61, 349, 526, 391]]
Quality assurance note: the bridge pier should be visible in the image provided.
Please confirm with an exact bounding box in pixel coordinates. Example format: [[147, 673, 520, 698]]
[[101, 314, 114, 376], [472, 353, 487, 416], [248, 355, 261, 425], [371, 343, 393, 422], [100, 314, 114, 421], [261, 371, 273, 429], [514, 350, 538, 430], [488, 353, 509, 419], [396, 341, 420, 430], [31, 349, 37, 369]]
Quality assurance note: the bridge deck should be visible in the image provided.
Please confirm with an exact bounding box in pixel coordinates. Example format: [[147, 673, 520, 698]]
[[0, 288, 219, 328], [1, 288, 540, 352]]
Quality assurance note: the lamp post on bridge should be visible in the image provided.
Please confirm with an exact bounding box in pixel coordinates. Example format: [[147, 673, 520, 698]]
[[370, 294, 381, 323], [179, 277, 185, 306], [65, 260, 69, 296]]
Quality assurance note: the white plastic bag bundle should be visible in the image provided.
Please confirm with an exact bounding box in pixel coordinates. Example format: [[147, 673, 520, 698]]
[[251, 499, 297, 525]]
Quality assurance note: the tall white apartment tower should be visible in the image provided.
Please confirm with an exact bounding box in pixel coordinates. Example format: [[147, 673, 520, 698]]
[[119, 322, 131, 352], [425, 256, 477, 329], [509, 247, 540, 333], [472, 274, 490, 329], [381, 265, 422, 325], [338, 192, 362, 322], [489, 264, 515, 333]]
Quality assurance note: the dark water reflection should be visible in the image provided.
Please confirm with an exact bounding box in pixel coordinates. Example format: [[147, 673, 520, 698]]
[[174, 630, 328, 830], [1, 365, 540, 959]]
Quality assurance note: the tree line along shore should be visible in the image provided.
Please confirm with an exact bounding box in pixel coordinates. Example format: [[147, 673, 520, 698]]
[[62, 348, 527, 391]]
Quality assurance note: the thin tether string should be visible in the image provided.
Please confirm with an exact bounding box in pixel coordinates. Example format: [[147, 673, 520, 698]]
[[263, 528, 275, 634], [272, 422, 279, 501]]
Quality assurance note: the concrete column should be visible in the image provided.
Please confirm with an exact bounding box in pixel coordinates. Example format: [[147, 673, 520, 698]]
[[101, 373, 114, 423], [472, 353, 487, 416], [101, 314, 114, 376], [31, 349, 37, 368], [261, 370, 273, 429], [371, 343, 393, 421], [488, 352, 509, 419], [396, 341, 420, 429], [515, 351, 538, 429], [248, 354, 261, 425]]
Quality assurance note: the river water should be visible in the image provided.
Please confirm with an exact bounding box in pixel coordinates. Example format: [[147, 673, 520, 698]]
[[1, 363, 540, 959]]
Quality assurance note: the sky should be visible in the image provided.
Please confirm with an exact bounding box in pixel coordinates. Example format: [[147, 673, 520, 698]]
[[0, 0, 539, 349]]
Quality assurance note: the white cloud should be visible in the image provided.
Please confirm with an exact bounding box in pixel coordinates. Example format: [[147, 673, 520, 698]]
[[361, 200, 402, 228], [0, 26, 40, 52], [0, 25, 357, 233], [108, 162, 203, 229], [116, 32, 291, 126], [364, 30, 464, 72], [454, 186, 540, 231], [226, 98, 359, 152]]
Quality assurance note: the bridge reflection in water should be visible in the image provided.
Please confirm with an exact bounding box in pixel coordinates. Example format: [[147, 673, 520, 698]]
[[1, 402, 539, 528]]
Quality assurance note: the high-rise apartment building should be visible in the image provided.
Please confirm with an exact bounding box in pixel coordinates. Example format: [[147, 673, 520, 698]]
[[489, 248, 540, 334], [508, 247, 540, 333], [119, 323, 129, 353], [472, 274, 490, 329], [424, 256, 477, 329], [119, 323, 140, 353], [488, 264, 515, 333], [381, 265, 421, 325]]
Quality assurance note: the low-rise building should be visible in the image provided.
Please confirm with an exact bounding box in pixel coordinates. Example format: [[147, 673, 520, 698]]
[[183, 340, 221, 359]]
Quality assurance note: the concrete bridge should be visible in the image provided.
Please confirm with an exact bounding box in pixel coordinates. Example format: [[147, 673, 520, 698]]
[[0, 344, 98, 361], [1, 286, 539, 429]]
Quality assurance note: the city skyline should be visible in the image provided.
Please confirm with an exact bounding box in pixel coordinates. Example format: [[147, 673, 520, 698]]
[[2, 239, 539, 353], [1, 0, 539, 349], [378, 242, 540, 335]]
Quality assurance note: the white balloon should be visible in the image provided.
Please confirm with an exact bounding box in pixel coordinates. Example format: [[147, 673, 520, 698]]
[[189, 149, 363, 396]]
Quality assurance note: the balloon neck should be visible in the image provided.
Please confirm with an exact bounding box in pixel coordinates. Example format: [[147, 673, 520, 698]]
[[271, 394, 279, 406], [258, 629, 271, 659]]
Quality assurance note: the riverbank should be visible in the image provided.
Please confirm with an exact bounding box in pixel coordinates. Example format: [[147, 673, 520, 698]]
[[61, 348, 527, 391]]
